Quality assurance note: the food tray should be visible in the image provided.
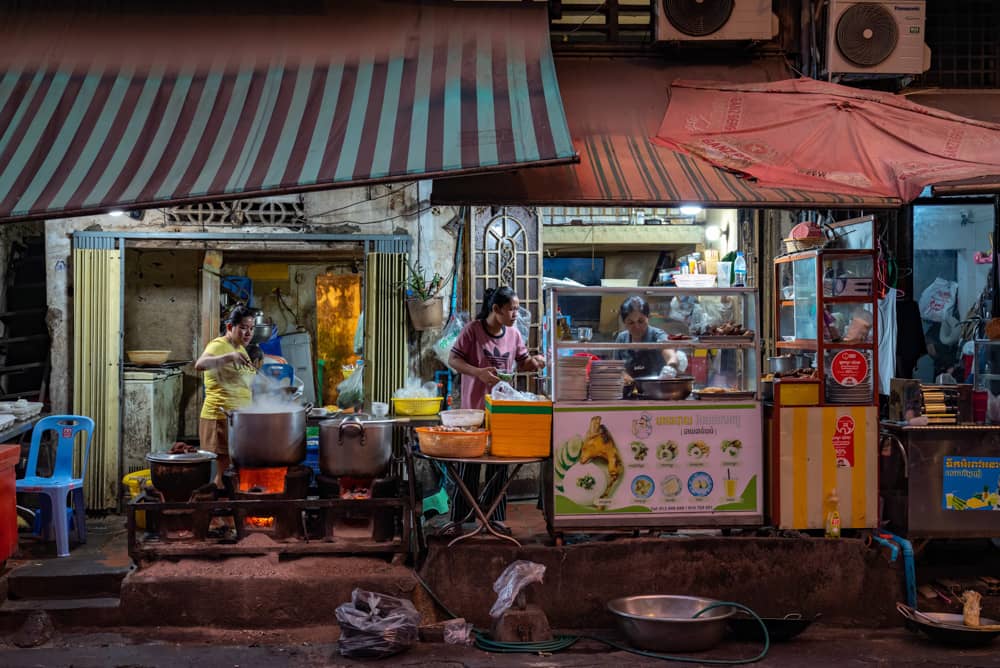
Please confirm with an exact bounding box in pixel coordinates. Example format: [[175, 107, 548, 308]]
[[697, 333, 755, 343], [415, 427, 488, 458], [693, 390, 757, 401]]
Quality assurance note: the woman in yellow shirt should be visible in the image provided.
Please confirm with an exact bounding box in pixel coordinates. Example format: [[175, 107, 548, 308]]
[[195, 305, 256, 487]]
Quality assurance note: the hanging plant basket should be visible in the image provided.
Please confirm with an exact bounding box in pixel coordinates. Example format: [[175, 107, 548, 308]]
[[407, 297, 444, 331]]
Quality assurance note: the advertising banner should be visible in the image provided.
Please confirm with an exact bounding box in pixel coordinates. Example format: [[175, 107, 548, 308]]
[[942, 456, 1000, 511], [552, 403, 761, 520]]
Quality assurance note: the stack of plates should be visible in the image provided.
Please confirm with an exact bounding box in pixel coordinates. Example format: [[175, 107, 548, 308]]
[[556, 357, 589, 401], [589, 360, 626, 401], [826, 380, 873, 404]]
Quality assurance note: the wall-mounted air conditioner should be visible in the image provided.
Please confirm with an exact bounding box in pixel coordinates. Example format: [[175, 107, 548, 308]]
[[655, 0, 776, 42], [827, 1, 930, 75]]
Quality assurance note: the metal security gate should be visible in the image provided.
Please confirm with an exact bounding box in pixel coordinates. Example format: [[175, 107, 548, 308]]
[[72, 236, 122, 510], [469, 206, 543, 349]]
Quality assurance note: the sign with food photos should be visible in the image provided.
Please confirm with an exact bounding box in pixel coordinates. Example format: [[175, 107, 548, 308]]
[[552, 403, 762, 519]]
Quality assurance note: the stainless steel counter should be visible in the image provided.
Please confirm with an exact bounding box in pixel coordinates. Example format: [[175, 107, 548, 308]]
[[881, 421, 1000, 539]]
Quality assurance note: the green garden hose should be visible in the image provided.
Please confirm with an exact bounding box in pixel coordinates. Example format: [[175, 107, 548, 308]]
[[415, 572, 770, 664]]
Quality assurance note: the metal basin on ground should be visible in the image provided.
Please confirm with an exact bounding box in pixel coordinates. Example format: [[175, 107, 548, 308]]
[[607, 595, 733, 652]]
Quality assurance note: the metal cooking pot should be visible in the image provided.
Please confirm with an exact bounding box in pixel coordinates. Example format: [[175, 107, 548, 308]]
[[146, 451, 216, 502], [320, 414, 394, 477], [768, 354, 810, 374], [250, 311, 276, 345], [633, 376, 694, 401], [225, 403, 310, 467]]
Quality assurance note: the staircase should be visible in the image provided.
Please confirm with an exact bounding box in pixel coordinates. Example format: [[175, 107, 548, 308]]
[[0, 518, 129, 630], [0, 237, 49, 401]]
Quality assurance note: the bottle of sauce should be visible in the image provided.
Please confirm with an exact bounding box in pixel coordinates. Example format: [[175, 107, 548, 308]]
[[824, 489, 841, 539]]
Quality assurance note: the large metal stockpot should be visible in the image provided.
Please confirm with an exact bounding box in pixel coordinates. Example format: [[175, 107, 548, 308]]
[[319, 414, 394, 477], [225, 403, 309, 467]]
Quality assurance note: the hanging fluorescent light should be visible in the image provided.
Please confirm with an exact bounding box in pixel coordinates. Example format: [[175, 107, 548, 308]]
[[680, 205, 703, 216], [108, 209, 125, 217]]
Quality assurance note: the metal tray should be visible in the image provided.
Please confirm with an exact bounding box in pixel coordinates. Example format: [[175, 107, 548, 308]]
[[897, 604, 1000, 647], [693, 390, 757, 401], [697, 334, 755, 343]]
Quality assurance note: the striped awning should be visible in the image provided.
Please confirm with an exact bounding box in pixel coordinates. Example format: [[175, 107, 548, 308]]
[[0, 1, 576, 222], [433, 58, 900, 209]]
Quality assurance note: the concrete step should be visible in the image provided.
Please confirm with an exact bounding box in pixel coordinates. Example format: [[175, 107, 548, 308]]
[[7, 557, 131, 600], [0, 596, 122, 631]]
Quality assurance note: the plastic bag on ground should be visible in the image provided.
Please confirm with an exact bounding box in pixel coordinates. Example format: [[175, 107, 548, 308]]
[[443, 618, 474, 646], [490, 560, 547, 619], [434, 311, 469, 369], [335, 588, 421, 659], [336, 361, 364, 409]]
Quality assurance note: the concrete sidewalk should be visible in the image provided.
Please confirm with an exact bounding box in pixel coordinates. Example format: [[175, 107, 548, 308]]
[[1, 625, 999, 667]]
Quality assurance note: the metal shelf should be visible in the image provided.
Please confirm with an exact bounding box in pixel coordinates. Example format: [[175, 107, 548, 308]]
[[556, 340, 757, 350]]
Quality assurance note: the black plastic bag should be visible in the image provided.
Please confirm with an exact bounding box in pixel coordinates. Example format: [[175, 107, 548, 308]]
[[335, 588, 421, 659]]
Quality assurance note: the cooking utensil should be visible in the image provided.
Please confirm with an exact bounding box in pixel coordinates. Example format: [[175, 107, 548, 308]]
[[607, 595, 734, 652], [225, 403, 311, 467], [767, 355, 809, 374], [145, 451, 216, 502], [897, 603, 1000, 647], [632, 376, 694, 401], [728, 612, 820, 642], [319, 414, 394, 477]]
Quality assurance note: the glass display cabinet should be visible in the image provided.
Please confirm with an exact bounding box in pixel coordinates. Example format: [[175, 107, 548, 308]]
[[545, 286, 760, 400], [774, 249, 878, 406]]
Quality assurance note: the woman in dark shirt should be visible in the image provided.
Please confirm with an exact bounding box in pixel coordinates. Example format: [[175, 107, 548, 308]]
[[613, 296, 680, 383]]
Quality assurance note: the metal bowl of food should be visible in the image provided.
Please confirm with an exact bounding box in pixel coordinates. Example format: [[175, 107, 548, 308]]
[[607, 595, 734, 652], [633, 376, 694, 401]]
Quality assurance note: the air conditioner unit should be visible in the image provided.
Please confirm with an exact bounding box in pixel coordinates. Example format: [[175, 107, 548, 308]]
[[655, 0, 775, 42], [827, 1, 930, 75]]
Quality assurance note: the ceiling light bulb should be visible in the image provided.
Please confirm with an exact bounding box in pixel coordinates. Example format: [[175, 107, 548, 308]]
[[109, 209, 124, 217], [705, 225, 722, 241], [680, 205, 702, 216]]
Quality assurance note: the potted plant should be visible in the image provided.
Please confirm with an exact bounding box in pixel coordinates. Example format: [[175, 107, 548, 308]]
[[404, 261, 446, 330]]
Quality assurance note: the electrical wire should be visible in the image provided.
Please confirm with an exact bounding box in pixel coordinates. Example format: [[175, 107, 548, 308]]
[[305, 181, 417, 219]]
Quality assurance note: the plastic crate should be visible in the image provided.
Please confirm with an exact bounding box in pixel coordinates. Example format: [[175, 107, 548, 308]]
[[485, 394, 552, 457]]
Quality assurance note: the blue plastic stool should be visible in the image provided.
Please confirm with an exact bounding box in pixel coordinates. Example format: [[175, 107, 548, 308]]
[[17, 415, 94, 557]]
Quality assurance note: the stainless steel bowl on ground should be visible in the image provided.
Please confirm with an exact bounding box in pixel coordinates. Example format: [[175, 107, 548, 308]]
[[632, 376, 694, 401], [607, 595, 734, 652]]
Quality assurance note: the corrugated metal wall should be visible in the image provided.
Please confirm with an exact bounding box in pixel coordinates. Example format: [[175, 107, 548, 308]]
[[72, 238, 122, 510], [363, 252, 407, 404]]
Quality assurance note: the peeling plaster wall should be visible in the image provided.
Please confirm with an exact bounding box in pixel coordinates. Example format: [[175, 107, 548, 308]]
[[45, 182, 459, 415], [123, 249, 202, 437]]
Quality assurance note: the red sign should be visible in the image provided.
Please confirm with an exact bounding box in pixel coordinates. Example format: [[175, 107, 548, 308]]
[[832, 415, 855, 468], [830, 350, 869, 386]]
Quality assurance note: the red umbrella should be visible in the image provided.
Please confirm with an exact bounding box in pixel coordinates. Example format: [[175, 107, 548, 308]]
[[653, 77, 1000, 202]]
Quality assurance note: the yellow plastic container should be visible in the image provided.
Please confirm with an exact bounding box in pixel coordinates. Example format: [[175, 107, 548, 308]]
[[122, 469, 150, 529], [392, 397, 442, 416], [775, 380, 820, 406], [485, 394, 552, 457]]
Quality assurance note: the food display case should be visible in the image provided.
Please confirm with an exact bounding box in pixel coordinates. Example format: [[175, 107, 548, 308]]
[[767, 248, 879, 531], [544, 286, 763, 534]]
